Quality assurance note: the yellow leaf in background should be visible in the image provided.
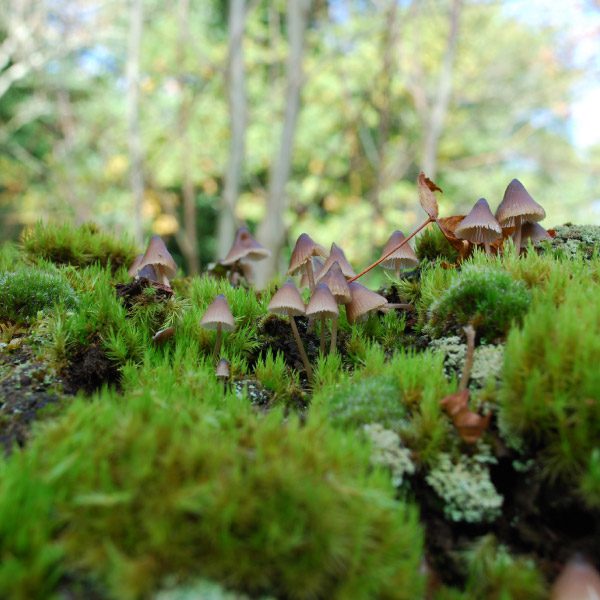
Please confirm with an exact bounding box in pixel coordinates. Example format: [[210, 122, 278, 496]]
[[153, 214, 179, 236], [324, 194, 342, 213], [202, 178, 218, 196], [309, 158, 325, 175], [142, 194, 160, 219], [105, 155, 128, 180], [237, 192, 265, 222]]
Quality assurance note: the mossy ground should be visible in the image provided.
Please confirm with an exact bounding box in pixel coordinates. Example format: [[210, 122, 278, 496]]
[[0, 222, 599, 599]]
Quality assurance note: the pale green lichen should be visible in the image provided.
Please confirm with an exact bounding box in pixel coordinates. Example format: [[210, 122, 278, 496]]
[[363, 423, 415, 487], [155, 579, 274, 600], [549, 224, 600, 259], [426, 449, 503, 523]]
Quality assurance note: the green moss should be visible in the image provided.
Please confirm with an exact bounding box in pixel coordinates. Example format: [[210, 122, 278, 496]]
[[156, 579, 274, 600], [22, 221, 138, 272], [548, 223, 600, 259], [415, 226, 459, 263], [0, 266, 77, 323], [427, 266, 530, 340]]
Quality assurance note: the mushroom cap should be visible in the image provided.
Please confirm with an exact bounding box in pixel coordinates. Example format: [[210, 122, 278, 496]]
[[221, 226, 270, 266], [299, 257, 325, 289], [152, 326, 175, 345], [317, 243, 356, 280], [520, 221, 552, 248], [379, 230, 419, 270], [455, 198, 502, 244], [267, 280, 306, 317], [200, 294, 235, 331], [288, 233, 327, 275], [495, 179, 545, 227], [346, 282, 388, 323], [216, 358, 231, 379], [138, 236, 178, 278], [551, 556, 600, 600], [306, 283, 339, 319], [318, 261, 351, 304], [128, 254, 144, 277]]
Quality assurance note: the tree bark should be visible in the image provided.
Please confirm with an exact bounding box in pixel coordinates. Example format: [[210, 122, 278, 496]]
[[421, 0, 462, 179], [254, 0, 311, 288], [217, 0, 248, 260], [126, 0, 145, 246]]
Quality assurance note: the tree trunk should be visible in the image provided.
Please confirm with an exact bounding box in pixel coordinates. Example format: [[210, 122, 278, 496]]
[[126, 0, 144, 246], [217, 0, 248, 260], [254, 0, 311, 288], [421, 0, 462, 179]]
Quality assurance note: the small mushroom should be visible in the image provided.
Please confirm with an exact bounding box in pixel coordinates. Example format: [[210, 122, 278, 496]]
[[378, 230, 419, 278], [221, 226, 270, 284], [288, 233, 327, 292], [299, 257, 324, 290], [317, 243, 356, 280], [551, 556, 600, 600], [216, 358, 231, 390], [306, 283, 339, 355], [136, 236, 178, 287], [317, 262, 351, 353], [345, 282, 388, 324], [152, 326, 175, 345], [267, 280, 313, 381], [495, 179, 545, 252], [128, 254, 144, 278], [454, 198, 502, 254], [200, 294, 235, 356], [519, 221, 552, 250]]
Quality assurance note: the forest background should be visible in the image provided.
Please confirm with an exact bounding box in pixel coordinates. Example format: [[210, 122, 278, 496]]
[[1, 0, 599, 286]]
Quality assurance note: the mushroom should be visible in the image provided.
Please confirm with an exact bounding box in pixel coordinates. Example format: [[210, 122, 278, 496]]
[[299, 257, 324, 290], [267, 280, 313, 381], [152, 326, 175, 345], [317, 261, 351, 353], [551, 556, 600, 600], [136, 236, 178, 287], [378, 230, 419, 278], [306, 282, 339, 355], [200, 294, 235, 357], [345, 282, 388, 324], [519, 221, 552, 250], [216, 358, 231, 390], [495, 179, 545, 252], [454, 198, 502, 254], [128, 254, 144, 278], [288, 233, 327, 292], [317, 243, 356, 280]]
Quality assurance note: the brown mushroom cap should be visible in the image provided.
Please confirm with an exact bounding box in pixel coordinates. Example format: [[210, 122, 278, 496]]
[[128, 254, 144, 277], [267, 280, 306, 317], [306, 283, 339, 319], [288, 233, 327, 275], [379, 230, 419, 270], [200, 294, 235, 331], [216, 358, 231, 379], [495, 179, 546, 227], [520, 221, 552, 248], [318, 261, 351, 304], [346, 282, 388, 323], [299, 257, 325, 289], [551, 556, 600, 600], [138, 236, 178, 278], [221, 226, 270, 266], [455, 198, 502, 244], [317, 243, 356, 280]]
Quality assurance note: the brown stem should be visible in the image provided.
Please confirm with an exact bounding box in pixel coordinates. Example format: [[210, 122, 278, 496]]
[[349, 217, 434, 282], [320, 314, 326, 354], [513, 222, 522, 255], [330, 316, 338, 355], [395, 265, 400, 279], [484, 242, 490, 255], [304, 261, 316, 292], [459, 324, 475, 392], [289, 315, 313, 382], [214, 323, 223, 357]]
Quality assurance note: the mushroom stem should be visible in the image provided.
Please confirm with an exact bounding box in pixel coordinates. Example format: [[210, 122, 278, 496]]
[[395, 265, 400, 280], [330, 316, 338, 355], [513, 222, 523, 255], [350, 217, 433, 282], [459, 325, 476, 392], [484, 242, 490, 255], [320, 315, 326, 355], [214, 324, 223, 357], [289, 316, 313, 382], [304, 261, 316, 292]]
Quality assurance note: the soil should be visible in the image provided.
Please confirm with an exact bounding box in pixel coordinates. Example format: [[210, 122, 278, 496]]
[[63, 343, 121, 395], [115, 277, 173, 310]]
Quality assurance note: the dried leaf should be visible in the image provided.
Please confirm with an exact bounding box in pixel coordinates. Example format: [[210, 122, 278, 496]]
[[453, 411, 491, 444], [440, 389, 469, 418], [417, 172, 441, 219]]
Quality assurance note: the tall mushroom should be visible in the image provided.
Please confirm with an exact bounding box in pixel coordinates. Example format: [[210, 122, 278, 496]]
[[200, 294, 235, 357], [551, 556, 600, 600], [454, 198, 502, 254], [306, 283, 339, 355], [136, 236, 178, 287], [318, 261, 351, 353], [267, 280, 313, 381], [299, 257, 324, 289], [346, 282, 388, 324], [317, 243, 356, 280], [378, 230, 419, 278], [519, 221, 552, 251], [288, 234, 327, 292], [495, 179, 545, 252], [220, 226, 270, 284]]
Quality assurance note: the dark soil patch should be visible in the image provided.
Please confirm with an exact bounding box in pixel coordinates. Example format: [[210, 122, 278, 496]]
[[0, 343, 65, 455], [64, 344, 121, 395], [115, 277, 173, 310]]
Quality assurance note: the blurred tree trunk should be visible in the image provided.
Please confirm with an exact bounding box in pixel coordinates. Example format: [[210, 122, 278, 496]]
[[254, 0, 311, 288], [126, 0, 144, 246], [422, 0, 462, 179], [176, 0, 199, 274], [217, 0, 248, 260]]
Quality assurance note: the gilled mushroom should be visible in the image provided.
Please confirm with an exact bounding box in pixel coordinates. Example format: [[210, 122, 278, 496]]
[[200, 294, 235, 357], [306, 283, 339, 355], [345, 282, 388, 324], [317, 262, 351, 353], [137, 236, 178, 287], [221, 226, 270, 284], [495, 179, 545, 252], [551, 556, 600, 600], [267, 280, 313, 381], [128, 254, 143, 278], [288, 233, 327, 292], [317, 243, 356, 280], [520, 221, 552, 250], [216, 358, 231, 390], [454, 198, 502, 254], [152, 326, 175, 346], [299, 257, 324, 290], [378, 230, 419, 278]]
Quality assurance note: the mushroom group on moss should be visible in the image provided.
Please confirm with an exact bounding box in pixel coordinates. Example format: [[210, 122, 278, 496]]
[[454, 198, 502, 255]]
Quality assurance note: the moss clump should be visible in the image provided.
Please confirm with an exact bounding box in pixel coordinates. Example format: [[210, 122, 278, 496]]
[[499, 281, 600, 505], [427, 266, 530, 340], [0, 267, 77, 323], [426, 449, 502, 523], [22, 221, 137, 271], [416, 226, 459, 263], [0, 381, 424, 600]]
